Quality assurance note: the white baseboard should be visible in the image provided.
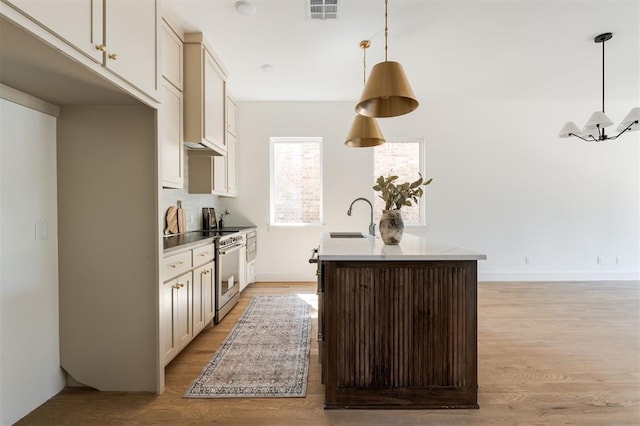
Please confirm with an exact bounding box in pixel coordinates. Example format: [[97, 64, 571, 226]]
[[478, 271, 640, 282], [256, 271, 639, 283], [257, 272, 316, 282]]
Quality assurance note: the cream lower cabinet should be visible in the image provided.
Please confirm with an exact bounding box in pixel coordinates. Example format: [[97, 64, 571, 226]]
[[161, 271, 192, 364], [193, 262, 214, 334], [162, 242, 215, 366]]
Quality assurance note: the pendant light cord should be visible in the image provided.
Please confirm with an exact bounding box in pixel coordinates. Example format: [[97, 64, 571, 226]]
[[384, 0, 389, 62], [601, 38, 605, 113], [363, 42, 367, 85]]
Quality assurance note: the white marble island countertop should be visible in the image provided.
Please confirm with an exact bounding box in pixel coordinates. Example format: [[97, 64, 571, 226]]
[[318, 232, 487, 261]]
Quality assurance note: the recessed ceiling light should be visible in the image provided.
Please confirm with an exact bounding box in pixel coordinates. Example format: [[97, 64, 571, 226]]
[[261, 64, 274, 73], [235, 1, 256, 16]]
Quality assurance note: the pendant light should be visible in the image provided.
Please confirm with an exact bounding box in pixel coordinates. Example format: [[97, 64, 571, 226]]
[[355, 0, 418, 118], [345, 40, 386, 147], [558, 32, 639, 142]]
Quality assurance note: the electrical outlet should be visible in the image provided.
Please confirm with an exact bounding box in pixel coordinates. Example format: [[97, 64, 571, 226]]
[[597, 256, 602, 265], [35, 220, 48, 241], [615, 256, 620, 265], [524, 256, 530, 264]]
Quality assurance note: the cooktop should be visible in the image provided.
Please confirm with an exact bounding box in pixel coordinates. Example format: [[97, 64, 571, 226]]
[[163, 226, 256, 253]]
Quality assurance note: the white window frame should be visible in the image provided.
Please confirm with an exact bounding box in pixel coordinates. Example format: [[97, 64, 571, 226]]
[[269, 136, 324, 227], [372, 137, 426, 227]]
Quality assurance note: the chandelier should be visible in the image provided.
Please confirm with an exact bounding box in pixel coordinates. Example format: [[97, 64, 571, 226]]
[[558, 32, 639, 142]]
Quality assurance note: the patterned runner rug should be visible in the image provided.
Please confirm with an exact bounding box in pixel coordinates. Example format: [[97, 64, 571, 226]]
[[184, 295, 311, 398]]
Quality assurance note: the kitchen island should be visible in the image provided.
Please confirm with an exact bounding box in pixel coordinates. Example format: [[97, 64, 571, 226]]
[[316, 233, 486, 409]]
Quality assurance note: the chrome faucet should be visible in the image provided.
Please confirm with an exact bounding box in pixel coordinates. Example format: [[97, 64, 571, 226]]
[[347, 197, 375, 236]]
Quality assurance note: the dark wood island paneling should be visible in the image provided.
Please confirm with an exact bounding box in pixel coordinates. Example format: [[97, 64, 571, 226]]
[[320, 260, 478, 409]]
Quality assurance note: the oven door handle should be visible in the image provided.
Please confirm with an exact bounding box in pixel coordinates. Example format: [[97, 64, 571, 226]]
[[219, 244, 245, 256]]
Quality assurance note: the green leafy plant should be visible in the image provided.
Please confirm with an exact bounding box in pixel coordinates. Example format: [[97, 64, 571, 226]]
[[373, 173, 433, 211]]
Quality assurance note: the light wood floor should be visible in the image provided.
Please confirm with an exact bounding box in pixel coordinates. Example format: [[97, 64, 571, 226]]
[[17, 281, 640, 425]]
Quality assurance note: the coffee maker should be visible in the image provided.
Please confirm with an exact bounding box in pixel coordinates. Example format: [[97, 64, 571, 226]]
[[202, 207, 218, 230]]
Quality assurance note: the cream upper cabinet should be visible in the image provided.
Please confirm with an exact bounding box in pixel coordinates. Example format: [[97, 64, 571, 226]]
[[188, 151, 226, 195], [3, 0, 158, 99], [160, 80, 183, 188], [226, 132, 238, 196], [224, 94, 239, 197], [161, 18, 183, 91], [104, 0, 158, 98], [187, 93, 239, 197], [183, 33, 227, 155], [226, 95, 238, 137], [160, 16, 184, 189], [4, 0, 104, 63]]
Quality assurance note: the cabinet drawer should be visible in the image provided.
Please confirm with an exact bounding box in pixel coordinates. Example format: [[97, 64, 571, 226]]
[[193, 243, 215, 267], [163, 250, 192, 281]]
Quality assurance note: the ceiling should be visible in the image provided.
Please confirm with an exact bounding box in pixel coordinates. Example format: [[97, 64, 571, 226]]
[[164, 0, 640, 103]]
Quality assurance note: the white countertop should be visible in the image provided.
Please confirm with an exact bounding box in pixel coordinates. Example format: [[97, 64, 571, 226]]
[[318, 232, 487, 261]]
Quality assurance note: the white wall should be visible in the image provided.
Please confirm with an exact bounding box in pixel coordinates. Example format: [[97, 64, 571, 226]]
[[0, 98, 65, 425], [224, 100, 639, 282]]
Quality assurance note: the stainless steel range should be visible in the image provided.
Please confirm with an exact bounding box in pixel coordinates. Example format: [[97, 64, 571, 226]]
[[215, 231, 245, 323]]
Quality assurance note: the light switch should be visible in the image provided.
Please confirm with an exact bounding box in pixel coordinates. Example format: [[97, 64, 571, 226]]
[[35, 220, 48, 241]]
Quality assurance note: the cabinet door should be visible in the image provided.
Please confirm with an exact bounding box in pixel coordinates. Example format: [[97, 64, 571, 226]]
[[160, 79, 184, 188], [161, 18, 182, 90], [193, 262, 215, 324], [104, 0, 158, 97], [225, 133, 238, 197], [203, 50, 225, 152], [226, 96, 237, 137], [192, 265, 205, 335], [238, 245, 247, 292], [246, 259, 256, 285], [174, 272, 192, 351], [203, 262, 215, 324], [212, 155, 227, 195], [5, 0, 103, 63], [161, 278, 177, 365]]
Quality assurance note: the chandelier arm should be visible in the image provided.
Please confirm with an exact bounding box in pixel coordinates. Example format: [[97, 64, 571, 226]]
[[609, 121, 639, 140], [569, 133, 592, 142]]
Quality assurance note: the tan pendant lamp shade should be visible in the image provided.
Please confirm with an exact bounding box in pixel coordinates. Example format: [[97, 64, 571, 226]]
[[356, 61, 418, 118], [345, 40, 385, 147], [355, 0, 418, 118], [345, 113, 385, 147]]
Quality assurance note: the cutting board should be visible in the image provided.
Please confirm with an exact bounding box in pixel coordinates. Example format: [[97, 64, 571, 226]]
[[177, 201, 186, 233], [164, 206, 178, 235]]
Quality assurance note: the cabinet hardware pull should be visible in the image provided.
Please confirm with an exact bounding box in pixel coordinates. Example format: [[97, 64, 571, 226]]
[[170, 261, 185, 268], [108, 53, 118, 60], [95, 44, 106, 51], [172, 284, 180, 289]]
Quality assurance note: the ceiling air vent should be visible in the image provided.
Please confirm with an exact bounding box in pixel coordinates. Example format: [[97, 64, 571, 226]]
[[307, 0, 339, 20]]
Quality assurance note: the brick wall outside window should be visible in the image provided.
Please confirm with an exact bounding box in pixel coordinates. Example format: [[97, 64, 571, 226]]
[[271, 138, 322, 224], [373, 140, 423, 224]]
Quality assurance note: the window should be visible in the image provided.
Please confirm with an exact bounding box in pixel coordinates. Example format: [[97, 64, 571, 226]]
[[270, 137, 323, 226], [373, 138, 425, 225]]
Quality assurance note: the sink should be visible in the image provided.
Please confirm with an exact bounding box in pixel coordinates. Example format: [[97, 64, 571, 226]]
[[330, 232, 366, 238]]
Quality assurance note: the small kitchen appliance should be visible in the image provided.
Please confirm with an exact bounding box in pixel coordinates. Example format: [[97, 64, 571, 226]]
[[202, 207, 217, 230]]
